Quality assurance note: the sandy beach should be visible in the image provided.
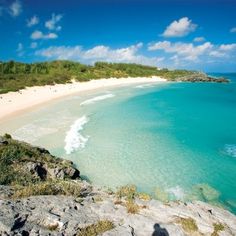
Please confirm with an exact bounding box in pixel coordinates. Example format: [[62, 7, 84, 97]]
[[0, 76, 166, 121]]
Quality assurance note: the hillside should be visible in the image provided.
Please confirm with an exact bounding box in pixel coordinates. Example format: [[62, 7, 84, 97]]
[[0, 60, 229, 94]]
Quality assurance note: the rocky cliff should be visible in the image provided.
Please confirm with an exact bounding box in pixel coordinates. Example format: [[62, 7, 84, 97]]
[[0, 135, 235, 236]]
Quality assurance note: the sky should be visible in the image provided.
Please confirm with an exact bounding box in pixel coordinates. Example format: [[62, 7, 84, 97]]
[[0, 0, 236, 72]]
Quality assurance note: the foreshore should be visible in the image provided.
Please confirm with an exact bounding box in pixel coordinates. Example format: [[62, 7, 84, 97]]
[[0, 76, 166, 121]]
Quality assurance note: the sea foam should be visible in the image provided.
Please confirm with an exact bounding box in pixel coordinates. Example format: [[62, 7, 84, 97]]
[[135, 84, 154, 89], [224, 144, 236, 158], [64, 116, 89, 154], [13, 124, 57, 142], [80, 94, 115, 106], [166, 186, 185, 200]]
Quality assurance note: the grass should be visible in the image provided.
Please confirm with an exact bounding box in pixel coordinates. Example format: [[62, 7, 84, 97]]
[[211, 223, 225, 236], [125, 200, 140, 214], [116, 185, 142, 214], [12, 180, 81, 199], [77, 220, 114, 236], [0, 134, 77, 186], [46, 222, 59, 231], [116, 185, 137, 201], [176, 217, 198, 234], [138, 192, 151, 201]]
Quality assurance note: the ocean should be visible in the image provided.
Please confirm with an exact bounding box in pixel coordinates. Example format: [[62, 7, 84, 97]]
[[1, 73, 236, 213]]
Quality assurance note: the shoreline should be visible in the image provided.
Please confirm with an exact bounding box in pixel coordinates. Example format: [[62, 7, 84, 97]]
[[0, 76, 166, 122]]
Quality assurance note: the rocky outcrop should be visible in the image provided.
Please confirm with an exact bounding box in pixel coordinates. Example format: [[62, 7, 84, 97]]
[[0, 183, 236, 236], [23, 160, 80, 181], [177, 73, 229, 83], [0, 134, 80, 185], [1, 135, 236, 235]]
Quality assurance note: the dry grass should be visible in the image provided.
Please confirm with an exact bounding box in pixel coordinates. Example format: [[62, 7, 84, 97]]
[[46, 222, 59, 231], [116, 185, 147, 214], [77, 220, 114, 236], [177, 217, 198, 233], [211, 223, 225, 236], [138, 192, 151, 201], [116, 185, 137, 201], [114, 200, 123, 205], [125, 200, 140, 214], [12, 180, 81, 199]]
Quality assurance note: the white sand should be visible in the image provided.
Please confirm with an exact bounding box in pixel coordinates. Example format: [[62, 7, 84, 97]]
[[0, 76, 166, 121]]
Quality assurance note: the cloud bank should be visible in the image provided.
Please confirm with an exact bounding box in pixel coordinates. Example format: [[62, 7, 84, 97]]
[[36, 43, 164, 66]]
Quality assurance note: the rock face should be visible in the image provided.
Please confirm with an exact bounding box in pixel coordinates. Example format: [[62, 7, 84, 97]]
[[1, 135, 236, 235], [177, 73, 229, 83], [24, 160, 80, 181], [0, 183, 236, 236], [0, 135, 80, 185]]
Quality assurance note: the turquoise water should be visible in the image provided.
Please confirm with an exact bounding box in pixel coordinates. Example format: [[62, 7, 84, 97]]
[[0, 74, 236, 213]]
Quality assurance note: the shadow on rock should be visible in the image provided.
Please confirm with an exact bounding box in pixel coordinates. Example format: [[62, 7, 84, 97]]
[[152, 223, 169, 236]]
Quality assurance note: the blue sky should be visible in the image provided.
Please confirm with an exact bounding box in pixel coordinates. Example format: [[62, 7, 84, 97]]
[[0, 0, 236, 72]]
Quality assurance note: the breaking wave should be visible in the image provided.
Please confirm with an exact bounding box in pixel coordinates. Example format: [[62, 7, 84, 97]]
[[80, 94, 115, 106], [64, 116, 89, 154]]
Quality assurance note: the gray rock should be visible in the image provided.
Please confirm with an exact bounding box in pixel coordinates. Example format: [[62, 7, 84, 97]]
[[0, 192, 236, 236], [0, 136, 8, 145]]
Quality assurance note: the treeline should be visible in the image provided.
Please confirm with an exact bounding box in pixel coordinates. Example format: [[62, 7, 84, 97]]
[[0, 60, 195, 94]]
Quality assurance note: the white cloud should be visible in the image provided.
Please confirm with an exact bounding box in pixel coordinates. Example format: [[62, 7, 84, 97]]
[[30, 42, 38, 49], [31, 30, 58, 40], [36, 45, 82, 59], [27, 15, 39, 27], [45, 13, 63, 31], [194, 37, 205, 42], [9, 0, 22, 17], [35, 43, 164, 66], [148, 40, 213, 61], [17, 43, 23, 51], [230, 27, 236, 33], [16, 43, 24, 56], [209, 50, 226, 58], [219, 43, 236, 51], [162, 17, 197, 37]]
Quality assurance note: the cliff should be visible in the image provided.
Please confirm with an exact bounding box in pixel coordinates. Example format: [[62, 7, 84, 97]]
[[0, 135, 235, 236]]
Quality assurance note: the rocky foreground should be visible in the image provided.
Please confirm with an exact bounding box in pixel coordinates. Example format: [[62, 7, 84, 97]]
[[177, 73, 229, 83], [0, 135, 236, 236]]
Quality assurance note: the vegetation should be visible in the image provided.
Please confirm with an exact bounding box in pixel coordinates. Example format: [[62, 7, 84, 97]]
[[0, 60, 198, 94], [116, 184, 137, 201], [125, 200, 140, 214], [176, 217, 198, 234], [77, 220, 114, 236], [12, 180, 81, 199], [0, 134, 74, 186], [211, 223, 225, 236], [138, 192, 151, 201], [115, 185, 143, 214]]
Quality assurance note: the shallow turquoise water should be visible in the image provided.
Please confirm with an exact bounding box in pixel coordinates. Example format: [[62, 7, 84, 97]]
[[1, 74, 236, 213]]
